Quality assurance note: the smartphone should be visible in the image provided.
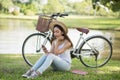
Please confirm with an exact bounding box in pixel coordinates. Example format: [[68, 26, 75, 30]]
[[42, 45, 46, 50]]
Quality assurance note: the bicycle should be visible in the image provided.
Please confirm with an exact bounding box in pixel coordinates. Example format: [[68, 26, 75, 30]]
[[22, 13, 112, 68]]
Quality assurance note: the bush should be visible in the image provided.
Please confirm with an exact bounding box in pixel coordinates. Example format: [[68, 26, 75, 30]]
[[12, 10, 19, 15], [24, 10, 35, 16]]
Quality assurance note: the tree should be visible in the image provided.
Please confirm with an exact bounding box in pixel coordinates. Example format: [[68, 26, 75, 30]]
[[92, 0, 120, 12], [42, 0, 65, 14], [13, 0, 38, 15], [110, 0, 120, 12], [73, 1, 92, 15], [0, 0, 14, 13]]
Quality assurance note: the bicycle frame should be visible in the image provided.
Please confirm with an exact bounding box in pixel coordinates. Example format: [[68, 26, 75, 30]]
[[36, 30, 52, 52], [22, 13, 112, 67], [69, 31, 99, 59], [37, 29, 97, 59], [42, 31, 52, 45], [36, 30, 95, 58]]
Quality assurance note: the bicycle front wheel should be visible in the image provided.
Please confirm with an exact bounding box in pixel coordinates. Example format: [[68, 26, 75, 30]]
[[79, 35, 112, 68], [22, 33, 51, 67]]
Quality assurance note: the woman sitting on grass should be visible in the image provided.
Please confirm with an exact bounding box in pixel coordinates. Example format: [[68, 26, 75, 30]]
[[22, 21, 73, 79]]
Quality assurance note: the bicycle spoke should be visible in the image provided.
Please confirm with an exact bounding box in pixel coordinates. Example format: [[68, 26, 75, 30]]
[[79, 35, 112, 68], [22, 33, 51, 67]]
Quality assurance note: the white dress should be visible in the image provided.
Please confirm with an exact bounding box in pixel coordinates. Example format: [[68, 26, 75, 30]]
[[55, 40, 72, 63]]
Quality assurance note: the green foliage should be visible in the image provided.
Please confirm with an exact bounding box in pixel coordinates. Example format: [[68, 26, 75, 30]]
[[0, 0, 14, 9], [0, 0, 120, 17], [24, 10, 35, 16], [92, 0, 120, 13], [73, 1, 92, 15], [43, 0, 64, 14], [32, 1, 44, 14], [15, 3, 38, 15], [42, 4, 53, 13], [0, 0, 14, 13], [111, 1, 120, 12], [12, 10, 20, 15]]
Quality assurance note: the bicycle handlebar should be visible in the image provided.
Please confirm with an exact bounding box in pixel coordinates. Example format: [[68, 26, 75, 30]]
[[50, 13, 68, 19], [40, 13, 68, 20]]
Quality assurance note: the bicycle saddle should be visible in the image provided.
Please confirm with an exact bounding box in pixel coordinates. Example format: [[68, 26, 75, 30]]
[[76, 28, 89, 34]]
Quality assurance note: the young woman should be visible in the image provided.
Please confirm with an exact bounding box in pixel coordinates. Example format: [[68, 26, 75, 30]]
[[22, 21, 73, 79]]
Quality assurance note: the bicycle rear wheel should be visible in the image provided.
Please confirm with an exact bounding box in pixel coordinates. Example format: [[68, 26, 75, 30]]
[[22, 33, 51, 67], [79, 35, 112, 68]]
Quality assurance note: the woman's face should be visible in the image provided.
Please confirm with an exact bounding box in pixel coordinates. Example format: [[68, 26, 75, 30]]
[[53, 27, 63, 38]]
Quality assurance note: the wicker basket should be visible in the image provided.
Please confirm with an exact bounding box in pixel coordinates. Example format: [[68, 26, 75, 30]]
[[36, 16, 51, 32]]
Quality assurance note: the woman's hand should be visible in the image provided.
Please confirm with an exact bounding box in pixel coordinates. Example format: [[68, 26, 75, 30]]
[[42, 45, 48, 54], [54, 49, 59, 55]]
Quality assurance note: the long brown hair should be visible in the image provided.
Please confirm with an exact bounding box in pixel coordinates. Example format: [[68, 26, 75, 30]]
[[51, 24, 73, 47]]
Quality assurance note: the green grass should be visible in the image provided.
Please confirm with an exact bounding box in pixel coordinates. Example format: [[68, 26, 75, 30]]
[[0, 54, 120, 80], [59, 17, 120, 30], [0, 15, 120, 30]]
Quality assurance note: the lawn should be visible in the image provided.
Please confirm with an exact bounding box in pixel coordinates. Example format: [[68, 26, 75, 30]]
[[0, 15, 120, 80], [0, 15, 120, 30], [58, 16, 120, 30], [0, 54, 120, 80]]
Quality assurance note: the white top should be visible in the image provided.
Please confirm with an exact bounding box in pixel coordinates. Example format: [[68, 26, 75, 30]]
[[54, 40, 72, 63]]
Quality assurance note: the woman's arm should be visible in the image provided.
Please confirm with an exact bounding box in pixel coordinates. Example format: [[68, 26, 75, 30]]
[[54, 40, 72, 55], [49, 41, 55, 53], [42, 45, 48, 53], [42, 41, 55, 54]]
